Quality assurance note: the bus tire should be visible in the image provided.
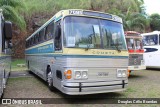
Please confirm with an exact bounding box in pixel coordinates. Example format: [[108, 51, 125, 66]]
[[47, 67, 54, 91]]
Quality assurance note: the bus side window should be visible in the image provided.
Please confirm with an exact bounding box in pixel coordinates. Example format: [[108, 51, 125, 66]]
[[33, 36, 35, 45], [31, 37, 34, 46], [29, 39, 31, 47], [45, 21, 54, 40], [54, 21, 61, 51], [37, 33, 40, 43], [35, 33, 39, 44], [40, 28, 45, 42], [27, 41, 29, 48], [34, 35, 36, 44], [26, 41, 28, 48]]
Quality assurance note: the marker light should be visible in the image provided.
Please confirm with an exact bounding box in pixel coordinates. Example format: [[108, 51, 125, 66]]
[[64, 70, 72, 79]]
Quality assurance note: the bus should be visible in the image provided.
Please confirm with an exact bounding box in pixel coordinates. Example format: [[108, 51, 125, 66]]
[[125, 31, 146, 76], [25, 9, 128, 95], [142, 31, 160, 68], [0, 9, 12, 97]]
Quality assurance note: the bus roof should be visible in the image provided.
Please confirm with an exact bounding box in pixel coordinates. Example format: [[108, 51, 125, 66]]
[[141, 31, 160, 36], [125, 31, 142, 38], [125, 31, 140, 35], [26, 9, 123, 41]]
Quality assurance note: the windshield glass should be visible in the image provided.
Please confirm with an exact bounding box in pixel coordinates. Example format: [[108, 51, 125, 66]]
[[143, 34, 158, 46], [126, 38, 143, 50], [64, 16, 127, 50], [101, 19, 126, 50]]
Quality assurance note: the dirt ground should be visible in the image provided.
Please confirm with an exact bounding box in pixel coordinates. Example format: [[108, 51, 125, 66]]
[[1, 69, 160, 107]]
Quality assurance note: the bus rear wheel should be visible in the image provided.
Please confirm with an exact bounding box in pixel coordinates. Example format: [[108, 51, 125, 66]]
[[47, 70, 55, 91]]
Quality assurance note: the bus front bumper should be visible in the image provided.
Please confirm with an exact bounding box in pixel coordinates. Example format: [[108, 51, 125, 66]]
[[128, 65, 146, 70], [61, 80, 128, 95]]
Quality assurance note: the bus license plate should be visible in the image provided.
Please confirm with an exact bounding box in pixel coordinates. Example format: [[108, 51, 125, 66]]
[[98, 72, 109, 77], [134, 66, 139, 69]]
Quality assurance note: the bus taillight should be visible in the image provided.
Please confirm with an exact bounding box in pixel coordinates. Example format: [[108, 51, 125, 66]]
[[128, 49, 134, 53], [135, 49, 144, 53]]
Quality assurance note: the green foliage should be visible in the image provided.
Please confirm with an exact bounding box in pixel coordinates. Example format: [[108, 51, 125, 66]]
[[150, 14, 160, 31], [22, 0, 90, 18], [11, 59, 27, 71], [1, 0, 159, 32], [0, 0, 26, 30]]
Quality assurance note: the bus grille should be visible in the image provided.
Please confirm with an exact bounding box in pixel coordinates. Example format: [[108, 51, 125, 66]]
[[129, 54, 143, 66]]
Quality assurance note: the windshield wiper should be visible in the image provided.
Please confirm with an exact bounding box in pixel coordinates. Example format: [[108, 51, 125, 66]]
[[113, 43, 121, 53], [85, 36, 92, 51], [85, 44, 91, 51]]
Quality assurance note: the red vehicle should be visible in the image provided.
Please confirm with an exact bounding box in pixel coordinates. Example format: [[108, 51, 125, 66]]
[[125, 31, 146, 77]]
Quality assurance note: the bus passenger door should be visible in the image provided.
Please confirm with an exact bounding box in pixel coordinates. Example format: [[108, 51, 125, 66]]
[[54, 21, 62, 51]]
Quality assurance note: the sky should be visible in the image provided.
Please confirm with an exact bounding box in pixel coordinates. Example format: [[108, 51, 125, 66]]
[[144, 0, 160, 15]]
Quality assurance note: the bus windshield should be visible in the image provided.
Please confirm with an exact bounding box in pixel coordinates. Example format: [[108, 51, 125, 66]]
[[143, 34, 158, 46], [64, 16, 126, 50], [126, 38, 143, 50]]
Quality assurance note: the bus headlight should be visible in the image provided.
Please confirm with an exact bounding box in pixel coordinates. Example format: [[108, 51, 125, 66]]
[[75, 71, 81, 79], [117, 69, 127, 77], [122, 70, 127, 77], [82, 71, 88, 79], [74, 70, 88, 79]]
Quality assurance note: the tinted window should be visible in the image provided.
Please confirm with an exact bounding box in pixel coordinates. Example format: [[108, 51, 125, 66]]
[[64, 16, 100, 48], [64, 16, 126, 50], [143, 34, 158, 46], [45, 22, 54, 40], [39, 28, 45, 42]]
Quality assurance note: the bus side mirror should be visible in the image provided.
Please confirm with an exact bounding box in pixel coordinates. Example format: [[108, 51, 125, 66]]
[[4, 21, 12, 40], [55, 25, 61, 40]]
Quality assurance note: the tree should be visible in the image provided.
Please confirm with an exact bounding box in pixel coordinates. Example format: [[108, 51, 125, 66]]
[[150, 14, 160, 31], [119, 8, 149, 32], [0, 0, 26, 30], [117, 0, 149, 33]]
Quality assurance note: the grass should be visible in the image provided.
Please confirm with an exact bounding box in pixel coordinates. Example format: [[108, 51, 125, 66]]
[[11, 59, 27, 71]]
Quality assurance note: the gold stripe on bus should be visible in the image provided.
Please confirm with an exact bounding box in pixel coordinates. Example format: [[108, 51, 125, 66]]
[[26, 48, 128, 56], [63, 48, 128, 56]]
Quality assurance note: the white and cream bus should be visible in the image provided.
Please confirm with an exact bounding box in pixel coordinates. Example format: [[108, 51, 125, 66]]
[[0, 9, 12, 97], [25, 9, 128, 95], [142, 31, 160, 68], [125, 31, 146, 76]]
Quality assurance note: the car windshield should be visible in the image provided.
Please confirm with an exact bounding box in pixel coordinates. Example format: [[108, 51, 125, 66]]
[[143, 34, 158, 46], [63, 16, 127, 50]]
